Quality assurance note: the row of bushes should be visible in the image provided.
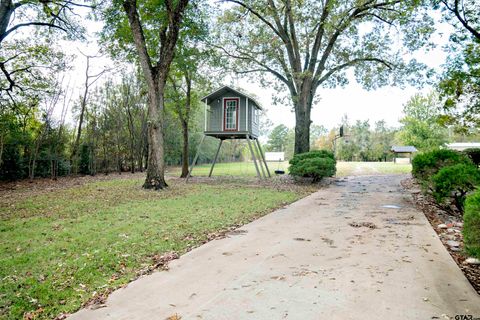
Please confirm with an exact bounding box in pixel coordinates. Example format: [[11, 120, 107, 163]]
[[289, 150, 336, 182], [412, 148, 480, 259], [412, 149, 480, 211]]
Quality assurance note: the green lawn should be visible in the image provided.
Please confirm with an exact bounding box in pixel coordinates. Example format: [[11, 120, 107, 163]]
[[172, 161, 289, 177], [0, 177, 311, 319], [179, 161, 411, 178], [336, 161, 412, 176], [0, 160, 411, 319]]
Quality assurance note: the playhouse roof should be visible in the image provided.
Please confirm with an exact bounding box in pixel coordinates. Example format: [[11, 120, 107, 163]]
[[391, 146, 417, 153], [202, 85, 263, 110]]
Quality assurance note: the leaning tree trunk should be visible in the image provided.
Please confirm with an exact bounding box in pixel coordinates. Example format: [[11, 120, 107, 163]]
[[143, 79, 168, 189], [71, 91, 87, 173]]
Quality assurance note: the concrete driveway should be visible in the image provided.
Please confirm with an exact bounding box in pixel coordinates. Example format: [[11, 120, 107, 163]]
[[70, 175, 480, 320]]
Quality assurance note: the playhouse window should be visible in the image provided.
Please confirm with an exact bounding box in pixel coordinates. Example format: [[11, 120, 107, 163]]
[[224, 99, 237, 130], [253, 108, 259, 124]]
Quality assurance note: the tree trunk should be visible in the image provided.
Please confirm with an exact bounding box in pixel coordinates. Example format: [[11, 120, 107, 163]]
[[179, 73, 191, 178], [71, 81, 88, 172], [29, 147, 37, 180], [138, 110, 147, 172], [102, 136, 108, 175], [122, 0, 188, 189], [143, 85, 167, 189], [52, 129, 61, 180], [126, 106, 136, 173], [0, 134, 4, 169], [70, 54, 107, 173], [180, 120, 189, 178], [116, 133, 122, 174], [293, 90, 313, 154], [29, 126, 45, 180]]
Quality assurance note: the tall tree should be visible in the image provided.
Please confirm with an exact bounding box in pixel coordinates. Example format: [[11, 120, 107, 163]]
[[434, 0, 480, 131], [71, 52, 109, 172], [166, 5, 210, 178], [215, 0, 433, 154], [101, 0, 190, 189], [351, 120, 372, 161], [396, 92, 449, 151], [266, 124, 289, 151], [371, 120, 394, 161], [168, 71, 194, 177], [310, 124, 327, 149]]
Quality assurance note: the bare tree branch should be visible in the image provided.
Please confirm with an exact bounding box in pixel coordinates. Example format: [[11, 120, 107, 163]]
[[222, 0, 284, 40], [315, 57, 394, 87]]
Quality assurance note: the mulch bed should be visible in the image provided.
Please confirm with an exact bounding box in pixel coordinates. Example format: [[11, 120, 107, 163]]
[[401, 178, 480, 294]]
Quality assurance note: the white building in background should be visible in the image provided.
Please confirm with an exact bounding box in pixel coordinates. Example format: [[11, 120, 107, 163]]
[[265, 152, 285, 162], [446, 143, 480, 151]]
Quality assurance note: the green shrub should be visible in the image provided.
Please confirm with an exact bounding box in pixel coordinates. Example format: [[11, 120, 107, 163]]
[[412, 149, 471, 181], [432, 163, 480, 212], [289, 150, 335, 165], [464, 190, 480, 259], [464, 148, 480, 167], [289, 151, 336, 182]]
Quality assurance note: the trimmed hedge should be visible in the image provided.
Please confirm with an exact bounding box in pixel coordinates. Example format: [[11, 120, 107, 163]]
[[432, 163, 480, 212], [464, 148, 480, 167], [289, 150, 336, 183], [412, 149, 472, 181], [464, 190, 480, 259], [289, 150, 335, 165]]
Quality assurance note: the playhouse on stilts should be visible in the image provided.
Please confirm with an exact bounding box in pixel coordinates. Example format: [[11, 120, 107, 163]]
[[187, 85, 271, 180]]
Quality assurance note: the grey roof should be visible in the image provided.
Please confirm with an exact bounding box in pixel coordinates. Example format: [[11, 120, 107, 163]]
[[202, 85, 263, 110], [391, 146, 418, 153]]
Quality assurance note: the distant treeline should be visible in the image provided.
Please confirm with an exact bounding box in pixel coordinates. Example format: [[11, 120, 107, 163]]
[[264, 119, 397, 162], [0, 74, 249, 181]]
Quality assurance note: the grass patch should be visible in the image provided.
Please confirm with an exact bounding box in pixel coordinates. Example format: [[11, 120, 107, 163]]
[[173, 161, 289, 177], [179, 161, 411, 178], [335, 161, 412, 177], [0, 177, 311, 319]]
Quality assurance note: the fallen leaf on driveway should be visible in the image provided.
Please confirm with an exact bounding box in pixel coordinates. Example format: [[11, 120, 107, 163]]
[[293, 237, 311, 241]]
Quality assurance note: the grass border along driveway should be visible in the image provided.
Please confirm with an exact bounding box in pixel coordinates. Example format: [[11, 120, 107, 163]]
[[0, 177, 315, 319]]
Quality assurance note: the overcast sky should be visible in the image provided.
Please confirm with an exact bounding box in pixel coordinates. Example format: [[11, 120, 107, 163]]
[[62, 6, 452, 131]]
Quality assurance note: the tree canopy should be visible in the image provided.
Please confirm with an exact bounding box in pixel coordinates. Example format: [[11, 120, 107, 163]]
[[3, 0, 480, 188], [214, 0, 434, 154], [435, 0, 480, 131], [396, 92, 449, 151]]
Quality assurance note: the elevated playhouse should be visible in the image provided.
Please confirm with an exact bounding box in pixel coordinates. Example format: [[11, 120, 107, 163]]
[[187, 86, 270, 180]]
